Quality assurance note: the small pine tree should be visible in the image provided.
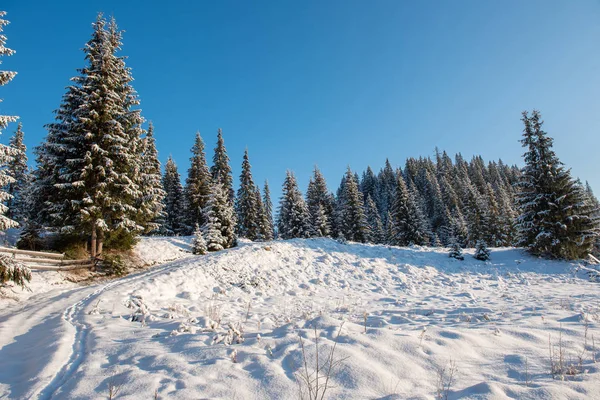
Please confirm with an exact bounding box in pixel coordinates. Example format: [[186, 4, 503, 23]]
[[449, 241, 464, 260], [202, 190, 225, 252], [263, 180, 275, 239], [191, 223, 207, 255], [474, 240, 491, 261]]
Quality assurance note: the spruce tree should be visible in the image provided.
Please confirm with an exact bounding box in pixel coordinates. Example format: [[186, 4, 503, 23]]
[[338, 167, 369, 242], [38, 15, 145, 256], [138, 122, 165, 234], [449, 242, 464, 260], [263, 180, 275, 239], [236, 149, 260, 240], [162, 157, 187, 235], [254, 187, 272, 241], [306, 166, 332, 237], [474, 240, 491, 261], [184, 131, 212, 230], [191, 223, 207, 255], [517, 110, 599, 259], [277, 171, 313, 239], [365, 194, 384, 244], [0, 11, 30, 289], [5, 122, 30, 223], [390, 174, 428, 246], [203, 181, 236, 249], [211, 128, 234, 204]]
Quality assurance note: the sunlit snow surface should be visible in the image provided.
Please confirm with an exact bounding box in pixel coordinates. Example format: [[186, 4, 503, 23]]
[[1, 238, 599, 399]]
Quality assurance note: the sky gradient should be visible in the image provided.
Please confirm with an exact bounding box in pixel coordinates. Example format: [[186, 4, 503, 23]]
[[2, 0, 599, 199]]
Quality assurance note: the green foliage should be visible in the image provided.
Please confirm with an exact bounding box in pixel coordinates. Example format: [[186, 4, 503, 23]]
[[0, 255, 31, 289], [101, 254, 127, 276], [103, 229, 139, 251]]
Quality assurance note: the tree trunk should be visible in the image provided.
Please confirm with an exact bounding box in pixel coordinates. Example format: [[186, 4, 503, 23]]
[[97, 230, 104, 257], [91, 224, 97, 259]]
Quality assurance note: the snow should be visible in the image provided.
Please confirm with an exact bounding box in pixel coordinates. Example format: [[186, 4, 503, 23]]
[[1, 238, 599, 399]]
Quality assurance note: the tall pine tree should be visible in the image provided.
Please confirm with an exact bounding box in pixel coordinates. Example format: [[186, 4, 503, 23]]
[[5, 122, 30, 223], [137, 122, 165, 234], [211, 128, 235, 205], [162, 157, 187, 235], [185, 131, 212, 230], [236, 149, 261, 240], [277, 171, 313, 239]]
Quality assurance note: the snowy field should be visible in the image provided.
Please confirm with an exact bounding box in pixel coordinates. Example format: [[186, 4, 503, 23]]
[[1, 238, 599, 399]]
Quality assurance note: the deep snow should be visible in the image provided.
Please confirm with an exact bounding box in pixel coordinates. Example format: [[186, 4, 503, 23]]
[[1, 238, 599, 399]]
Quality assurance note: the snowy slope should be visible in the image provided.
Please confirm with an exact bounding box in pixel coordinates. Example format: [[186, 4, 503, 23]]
[[0, 238, 599, 399]]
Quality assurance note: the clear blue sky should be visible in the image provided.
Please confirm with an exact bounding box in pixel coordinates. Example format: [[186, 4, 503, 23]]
[[2, 0, 599, 199]]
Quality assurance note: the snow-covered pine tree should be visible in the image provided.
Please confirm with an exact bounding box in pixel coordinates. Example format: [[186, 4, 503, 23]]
[[162, 157, 187, 235], [210, 128, 235, 205], [254, 187, 272, 241], [474, 240, 491, 261], [5, 122, 30, 223], [202, 181, 236, 249], [184, 131, 212, 230], [201, 193, 224, 252], [263, 180, 275, 239], [337, 167, 369, 243], [38, 15, 145, 256], [306, 166, 332, 237], [365, 194, 384, 244], [236, 149, 260, 240], [390, 173, 428, 246], [464, 183, 487, 247], [517, 110, 600, 259], [383, 210, 394, 245], [449, 241, 464, 260], [376, 159, 397, 221], [191, 223, 207, 255], [137, 122, 165, 234], [0, 11, 31, 289], [277, 171, 313, 239]]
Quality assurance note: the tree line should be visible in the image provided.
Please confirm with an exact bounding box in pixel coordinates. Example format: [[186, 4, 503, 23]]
[[1, 12, 599, 290]]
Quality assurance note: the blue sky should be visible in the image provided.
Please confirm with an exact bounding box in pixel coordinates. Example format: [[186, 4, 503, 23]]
[[1, 0, 599, 199]]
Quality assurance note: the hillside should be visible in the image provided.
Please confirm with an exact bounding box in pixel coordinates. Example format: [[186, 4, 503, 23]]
[[0, 239, 599, 399]]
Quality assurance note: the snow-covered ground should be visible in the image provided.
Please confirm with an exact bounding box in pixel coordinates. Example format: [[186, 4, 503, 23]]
[[1, 238, 599, 399]]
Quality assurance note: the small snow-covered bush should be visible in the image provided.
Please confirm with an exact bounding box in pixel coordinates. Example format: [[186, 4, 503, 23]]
[[474, 241, 491, 261], [449, 243, 464, 260], [0, 254, 31, 289]]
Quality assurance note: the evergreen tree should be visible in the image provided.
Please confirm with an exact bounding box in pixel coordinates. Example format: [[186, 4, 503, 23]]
[[263, 180, 275, 239], [384, 211, 394, 245], [236, 149, 260, 240], [517, 110, 599, 259], [203, 181, 237, 249], [184, 131, 212, 230], [474, 240, 491, 261], [360, 166, 378, 206], [5, 122, 30, 223], [338, 167, 369, 242], [365, 194, 384, 244], [184, 132, 212, 231], [254, 187, 272, 241], [191, 223, 207, 255], [277, 171, 313, 239], [306, 166, 332, 237], [210, 128, 234, 204], [376, 159, 397, 221], [138, 122, 165, 234], [162, 157, 187, 235], [0, 11, 30, 289], [38, 15, 145, 256], [390, 174, 428, 246], [449, 242, 464, 260]]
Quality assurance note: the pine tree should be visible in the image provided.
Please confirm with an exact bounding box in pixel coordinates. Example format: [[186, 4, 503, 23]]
[[184, 131, 212, 229], [191, 223, 207, 255], [383, 211, 394, 245], [277, 171, 313, 239], [202, 181, 236, 249], [365, 194, 384, 244], [5, 122, 30, 223], [37, 15, 145, 256], [137, 122, 165, 234], [517, 110, 599, 259], [162, 157, 187, 235], [211, 128, 234, 204], [474, 240, 491, 261], [338, 167, 369, 242], [390, 174, 428, 246], [449, 242, 464, 260], [236, 149, 260, 240], [263, 180, 275, 239], [254, 187, 272, 241], [306, 166, 332, 237], [376, 159, 397, 221], [0, 11, 30, 289]]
